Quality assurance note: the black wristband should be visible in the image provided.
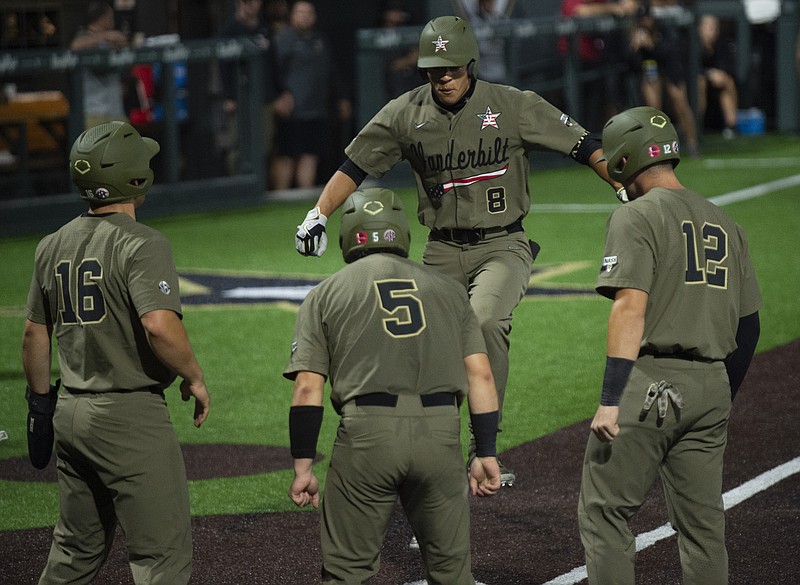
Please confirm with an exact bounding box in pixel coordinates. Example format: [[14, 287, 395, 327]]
[[470, 410, 499, 458], [289, 405, 324, 459], [600, 357, 635, 406], [25, 383, 59, 415]]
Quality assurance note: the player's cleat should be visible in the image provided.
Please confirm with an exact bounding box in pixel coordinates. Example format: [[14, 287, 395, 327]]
[[499, 459, 516, 487], [409, 536, 420, 550]]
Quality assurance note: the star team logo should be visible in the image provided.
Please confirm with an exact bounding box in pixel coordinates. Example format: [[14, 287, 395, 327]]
[[432, 35, 449, 52], [477, 106, 501, 130]]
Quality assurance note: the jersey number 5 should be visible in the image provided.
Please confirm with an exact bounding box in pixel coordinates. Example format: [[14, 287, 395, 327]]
[[374, 279, 427, 338], [682, 221, 728, 289], [55, 259, 107, 324]]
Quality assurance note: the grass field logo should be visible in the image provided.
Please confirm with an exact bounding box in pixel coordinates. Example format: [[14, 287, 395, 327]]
[[178, 262, 596, 307]]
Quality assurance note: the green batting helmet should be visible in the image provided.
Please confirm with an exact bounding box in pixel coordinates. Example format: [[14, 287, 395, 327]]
[[70, 121, 160, 203], [602, 106, 681, 185], [417, 16, 479, 76], [339, 188, 410, 264]]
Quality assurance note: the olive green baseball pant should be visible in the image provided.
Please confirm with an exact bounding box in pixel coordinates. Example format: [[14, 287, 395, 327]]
[[423, 231, 533, 419], [321, 394, 474, 585], [39, 389, 192, 585], [578, 356, 732, 585]]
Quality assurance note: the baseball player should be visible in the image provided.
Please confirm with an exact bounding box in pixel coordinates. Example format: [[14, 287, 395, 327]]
[[286, 188, 501, 584], [294, 15, 625, 486], [22, 121, 210, 585], [578, 107, 761, 584]]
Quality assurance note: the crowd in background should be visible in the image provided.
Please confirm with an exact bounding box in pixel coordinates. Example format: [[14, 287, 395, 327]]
[[0, 0, 794, 195]]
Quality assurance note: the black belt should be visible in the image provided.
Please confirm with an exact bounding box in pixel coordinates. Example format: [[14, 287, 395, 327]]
[[354, 392, 458, 407], [429, 219, 523, 245], [638, 349, 721, 364], [64, 385, 164, 395]]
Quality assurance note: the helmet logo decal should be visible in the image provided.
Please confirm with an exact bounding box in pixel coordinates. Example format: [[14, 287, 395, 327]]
[[477, 106, 501, 130], [95, 187, 110, 200], [362, 201, 385, 215], [73, 159, 92, 174], [355, 231, 368, 244], [384, 229, 397, 242], [648, 144, 662, 158], [159, 281, 171, 295], [432, 35, 449, 52], [650, 115, 668, 128]]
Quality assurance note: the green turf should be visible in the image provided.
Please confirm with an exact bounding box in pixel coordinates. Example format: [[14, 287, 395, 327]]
[[1, 134, 798, 529]]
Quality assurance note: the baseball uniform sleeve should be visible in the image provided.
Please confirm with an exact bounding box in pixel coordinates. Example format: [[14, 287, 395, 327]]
[[283, 287, 331, 380], [518, 90, 587, 154], [128, 234, 183, 317], [25, 239, 51, 325], [344, 100, 404, 178], [735, 224, 763, 317], [596, 205, 655, 299]]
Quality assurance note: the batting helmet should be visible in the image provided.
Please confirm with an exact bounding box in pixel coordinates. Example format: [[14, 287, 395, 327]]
[[602, 106, 681, 185], [70, 121, 160, 203], [417, 16, 479, 76], [339, 188, 410, 264]]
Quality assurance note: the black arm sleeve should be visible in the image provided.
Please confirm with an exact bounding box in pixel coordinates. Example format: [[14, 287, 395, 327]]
[[338, 158, 368, 186], [725, 311, 760, 400], [571, 132, 603, 166]]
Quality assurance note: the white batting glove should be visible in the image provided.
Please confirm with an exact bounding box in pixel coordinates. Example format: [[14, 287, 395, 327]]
[[295, 207, 328, 257], [616, 187, 630, 203]]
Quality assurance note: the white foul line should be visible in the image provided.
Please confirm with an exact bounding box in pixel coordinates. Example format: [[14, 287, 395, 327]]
[[542, 456, 800, 585], [531, 172, 800, 213]]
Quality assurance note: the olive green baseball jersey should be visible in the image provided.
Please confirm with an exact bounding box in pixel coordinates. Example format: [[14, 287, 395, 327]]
[[26, 213, 183, 391], [284, 253, 487, 412], [344, 80, 587, 230], [597, 188, 762, 360]]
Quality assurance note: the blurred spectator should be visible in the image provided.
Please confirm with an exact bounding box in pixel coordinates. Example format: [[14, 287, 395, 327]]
[[628, 0, 699, 156], [740, 0, 779, 120], [559, 0, 638, 131], [459, 0, 518, 83], [70, 1, 129, 129], [271, 1, 352, 190], [380, 1, 421, 99], [697, 14, 738, 138], [218, 0, 279, 176], [265, 0, 290, 35]]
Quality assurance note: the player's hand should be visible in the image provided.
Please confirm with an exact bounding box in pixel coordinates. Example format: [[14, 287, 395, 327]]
[[25, 381, 59, 469], [180, 378, 210, 428], [469, 456, 501, 496], [289, 462, 320, 508], [616, 187, 629, 203], [295, 207, 328, 256], [590, 405, 620, 442]]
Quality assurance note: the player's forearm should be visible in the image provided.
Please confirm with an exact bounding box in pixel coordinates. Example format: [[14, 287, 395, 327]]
[[464, 353, 499, 414], [21, 320, 53, 393], [140, 310, 204, 384], [316, 171, 357, 218], [590, 150, 624, 192]]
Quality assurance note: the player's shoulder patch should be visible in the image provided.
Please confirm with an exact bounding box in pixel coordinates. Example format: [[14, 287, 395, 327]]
[[601, 255, 618, 273]]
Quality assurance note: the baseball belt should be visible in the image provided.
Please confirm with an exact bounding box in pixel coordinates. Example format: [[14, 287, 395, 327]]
[[429, 218, 523, 245], [354, 392, 458, 408]]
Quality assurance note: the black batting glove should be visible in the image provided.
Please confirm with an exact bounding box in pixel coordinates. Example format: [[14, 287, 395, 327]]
[[26, 380, 60, 470]]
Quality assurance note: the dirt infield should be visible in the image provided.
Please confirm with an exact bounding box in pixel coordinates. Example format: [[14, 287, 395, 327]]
[[3, 340, 799, 584]]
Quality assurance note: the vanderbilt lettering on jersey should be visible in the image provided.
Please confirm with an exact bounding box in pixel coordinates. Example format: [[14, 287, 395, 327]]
[[410, 137, 510, 174], [345, 80, 587, 230]]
